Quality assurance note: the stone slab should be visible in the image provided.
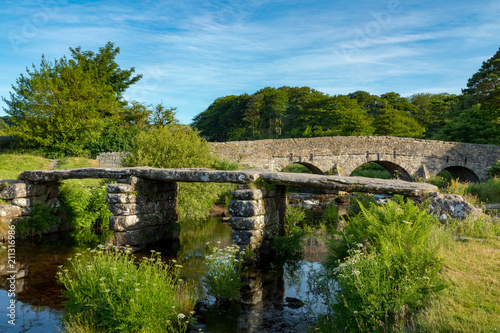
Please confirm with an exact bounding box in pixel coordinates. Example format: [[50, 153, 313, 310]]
[[114, 225, 169, 246], [109, 211, 178, 231], [229, 216, 265, 230], [260, 172, 438, 197], [19, 167, 266, 184], [228, 200, 266, 217], [0, 205, 23, 218], [0, 183, 32, 199]]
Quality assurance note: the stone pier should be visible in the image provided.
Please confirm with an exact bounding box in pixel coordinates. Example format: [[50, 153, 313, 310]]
[[228, 186, 287, 256]]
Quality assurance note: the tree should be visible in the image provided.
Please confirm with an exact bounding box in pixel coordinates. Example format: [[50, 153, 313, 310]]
[[373, 108, 425, 137], [2, 43, 142, 155], [462, 46, 500, 121], [150, 103, 177, 127]]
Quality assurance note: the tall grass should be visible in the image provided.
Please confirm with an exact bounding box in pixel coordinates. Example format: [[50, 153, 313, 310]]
[[310, 197, 446, 332], [203, 242, 243, 301], [58, 247, 196, 333], [466, 176, 500, 203]]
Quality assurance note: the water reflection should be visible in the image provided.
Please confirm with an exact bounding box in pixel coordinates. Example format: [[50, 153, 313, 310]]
[[0, 218, 329, 332]]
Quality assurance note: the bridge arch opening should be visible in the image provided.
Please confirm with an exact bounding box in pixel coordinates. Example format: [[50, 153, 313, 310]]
[[350, 161, 412, 181], [439, 166, 480, 183], [281, 162, 323, 175]]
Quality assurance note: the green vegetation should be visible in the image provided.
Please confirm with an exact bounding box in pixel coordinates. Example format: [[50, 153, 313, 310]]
[[466, 177, 500, 203], [0, 153, 50, 179], [271, 204, 307, 264], [349, 162, 392, 179], [58, 248, 195, 333], [56, 157, 96, 169], [16, 204, 62, 238], [124, 124, 237, 220], [58, 179, 113, 229], [282, 163, 313, 173], [203, 243, 243, 301], [310, 197, 447, 332], [488, 160, 500, 178]]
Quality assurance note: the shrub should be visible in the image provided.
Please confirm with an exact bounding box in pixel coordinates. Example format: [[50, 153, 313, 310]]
[[315, 197, 446, 331], [125, 125, 236, 220], [347, 193, 377, 216], [487, 160, 500, 178], [466, 176, 500, 203], [16, 204, 61, 238], [271, 204, 307, 264], [58, 179, 112, 229], [322, 202, 338, 225], [285, 204, 306, 233], [203, 242, 243, 301], [57, 247, 196, 332]]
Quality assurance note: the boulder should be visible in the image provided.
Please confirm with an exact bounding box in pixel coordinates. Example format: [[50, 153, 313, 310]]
[[428, 193, 481, 220]]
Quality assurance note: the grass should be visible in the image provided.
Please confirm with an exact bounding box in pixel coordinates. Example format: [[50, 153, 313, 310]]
[[309, 196, 500, 332], [0, 153, 51, 179], [412, 239, 500, 332], [0, 154, 99, 180], [349, 162, 392, 179], [58, 247, 196, 333], [466, 177, 500, 204], [56, 157, 98, 169]]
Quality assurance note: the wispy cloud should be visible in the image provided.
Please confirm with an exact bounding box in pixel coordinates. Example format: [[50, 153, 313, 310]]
[[1, 0, 499, 123]]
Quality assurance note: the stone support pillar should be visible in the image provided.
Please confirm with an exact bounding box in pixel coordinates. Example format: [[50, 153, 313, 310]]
[[106, 177, 179, 248], [0, 180, 61, 241], [228, 185, 286, 258]]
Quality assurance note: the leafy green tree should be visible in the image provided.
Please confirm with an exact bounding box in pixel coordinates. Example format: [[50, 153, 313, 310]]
[[409, 93, 457, 137], [462, 46, 500, 122], [150, 103, 177, 127], [191, 95, 248, 141], [434, 104, 500, 144], [373, 107, 425, 137], [69, 42, 142, 101], [434, 47, 500, 144], [2, 42, 142, 155]]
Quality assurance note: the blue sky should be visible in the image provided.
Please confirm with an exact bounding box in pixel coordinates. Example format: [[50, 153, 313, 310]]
[[1, 0, 499, 124]]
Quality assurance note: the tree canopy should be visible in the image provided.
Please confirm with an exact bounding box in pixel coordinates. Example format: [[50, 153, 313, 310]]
[[2, 42, 142, 155]]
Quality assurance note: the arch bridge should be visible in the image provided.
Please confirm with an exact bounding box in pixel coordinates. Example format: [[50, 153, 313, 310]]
[[210, 136, 500, 182]]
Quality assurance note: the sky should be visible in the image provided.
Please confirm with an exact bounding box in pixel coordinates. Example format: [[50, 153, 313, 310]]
[[1, 0, 499, 125]]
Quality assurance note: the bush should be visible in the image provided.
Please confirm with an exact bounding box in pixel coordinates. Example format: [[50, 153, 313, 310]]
[[487, 160, 500, 178], [125, 124, 237, 220], [466, 176, 500, 203], [271, 204, 307, 264], [58, 248, 196, 332], [348, 193, 377, 216], [203, 243, 243, 301], [314, 197, 446, 331], [322, 202, 338, 225], [58, 179, 112, 229], [16, 204, 61, 238]]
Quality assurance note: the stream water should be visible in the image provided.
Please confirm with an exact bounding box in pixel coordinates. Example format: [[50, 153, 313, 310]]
[[0, 217, 330, 333]]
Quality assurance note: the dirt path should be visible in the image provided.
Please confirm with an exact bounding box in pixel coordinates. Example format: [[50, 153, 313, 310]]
[[47, 159, 58, 170]]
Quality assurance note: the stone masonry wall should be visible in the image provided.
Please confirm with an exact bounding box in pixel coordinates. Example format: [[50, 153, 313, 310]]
[[0, 180, 60, 241], [97, 152, 129, 168], [228, 186, 286, 257], [210, 136, 500, 181], [107, 177, 179, 248]]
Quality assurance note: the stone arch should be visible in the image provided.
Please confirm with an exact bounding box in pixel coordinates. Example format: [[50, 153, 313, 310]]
[[350, 160, 413, 181], [440, 166, 480, 183], [281, 162, 324, 175]]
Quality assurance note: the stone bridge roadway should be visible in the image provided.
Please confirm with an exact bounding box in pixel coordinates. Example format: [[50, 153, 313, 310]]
[[4, 167, 437, 254], [210, 136, 500, 182]]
